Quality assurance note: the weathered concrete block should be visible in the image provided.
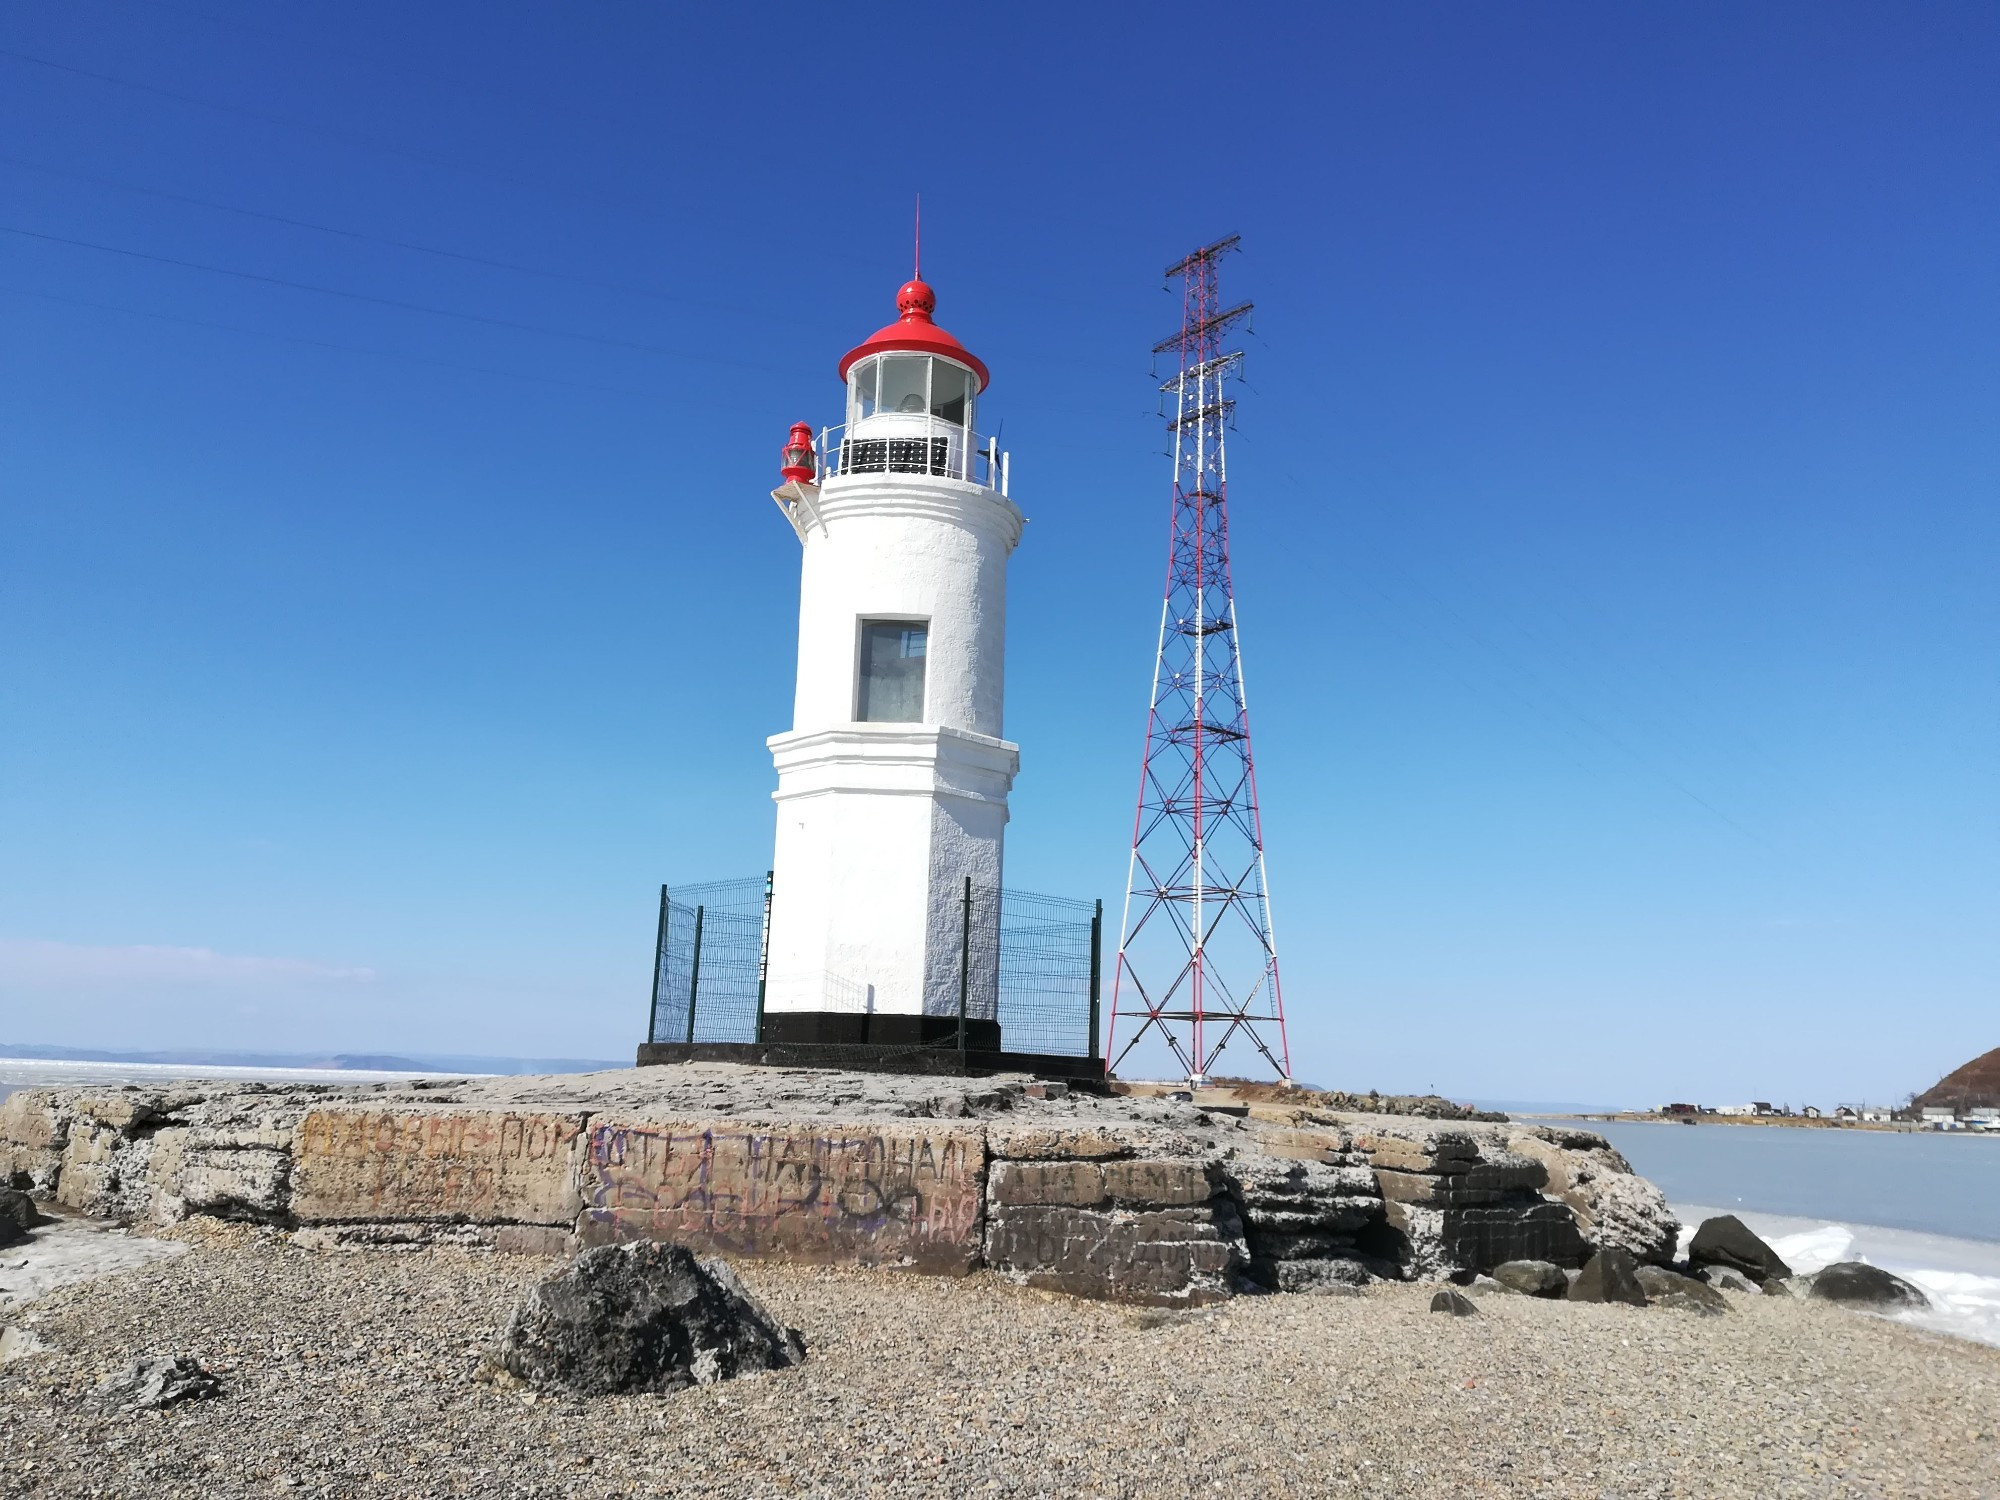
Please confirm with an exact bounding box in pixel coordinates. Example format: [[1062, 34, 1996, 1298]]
[[58, 1116, 161, 1219], [1253, 1127, 1354, 1165], [1375, 1168, 1488, 1206], [1355, 1132, 1480, 1176], [985, 1202, 1245, 1306], [1462, 1155, 1548, 1193], [986, 1124, 1194, 1161], [63, 1094, 170, 1133], [1374, 1155, 1545, 1208], [1251, 1229, 1363, 1262], [990, 1159, 1106, 1207], [177, 1144, 291, 1222], [1510, 1131, 1679, 1265], [290, 1109, 586, 1226], [579, 1120, 986, 1275], [1102, 1158, 1215, 1207], [1233, 1156, 1381, 1234], [1384, 1197, 1587, 1273], [0, 1091, 71, 1193]]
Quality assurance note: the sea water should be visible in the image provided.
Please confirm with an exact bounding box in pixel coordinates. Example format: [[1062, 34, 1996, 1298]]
[[0, 1057, 471, 1105], [1575, 1118, 2000, 1349]]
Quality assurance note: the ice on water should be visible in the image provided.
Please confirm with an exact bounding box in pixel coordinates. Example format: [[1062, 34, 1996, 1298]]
[[1677, 1202, 2000, 1349]]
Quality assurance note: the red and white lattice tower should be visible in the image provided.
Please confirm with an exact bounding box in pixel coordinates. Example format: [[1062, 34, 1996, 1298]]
[[1106, 236, 1292, 1085]]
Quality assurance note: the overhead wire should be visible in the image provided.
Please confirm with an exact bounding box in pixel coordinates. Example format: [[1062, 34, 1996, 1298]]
[[0, 223, 816, 378], [0, 41, 921, 291], [121, 0, 651, 133], [0, 155, 799, 327], [0, 46, 662, 216], [1, 284, 667, 399]]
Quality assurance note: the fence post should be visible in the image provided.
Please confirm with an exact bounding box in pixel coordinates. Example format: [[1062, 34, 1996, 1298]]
[[647, 884, 670, 1045], [958, 876, 972, 1057], [1089, 898, 1103, 1063], [684, 905, 705, 1045], [754, 870, 772, 1043]]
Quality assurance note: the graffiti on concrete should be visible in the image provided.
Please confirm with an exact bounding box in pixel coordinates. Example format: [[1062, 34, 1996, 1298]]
[[292, 1109, 585, 1224], [581, 1121, 985, 1272]]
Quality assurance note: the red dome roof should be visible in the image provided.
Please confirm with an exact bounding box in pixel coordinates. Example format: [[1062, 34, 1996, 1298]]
[[837, 279, 990, 391]]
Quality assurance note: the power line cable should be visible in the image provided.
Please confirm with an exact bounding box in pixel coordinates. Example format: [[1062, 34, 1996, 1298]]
[[122, 0, 651, 133], [0, 223, 815, 378], [1, 283, 666, 399], [0, 45, 659, 216], [0, 154, 798, 326]]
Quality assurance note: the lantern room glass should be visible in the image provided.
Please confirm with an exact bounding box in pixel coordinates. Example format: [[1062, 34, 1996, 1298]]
[[846, 354, 976, 436]]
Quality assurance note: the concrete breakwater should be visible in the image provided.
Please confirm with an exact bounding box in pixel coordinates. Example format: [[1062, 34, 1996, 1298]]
[[0, 1064, 1678, 1306]]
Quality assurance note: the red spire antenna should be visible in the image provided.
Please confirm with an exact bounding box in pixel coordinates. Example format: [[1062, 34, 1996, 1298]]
[[1105, 235, 1292, 1085], [913, 192, 922, 280]]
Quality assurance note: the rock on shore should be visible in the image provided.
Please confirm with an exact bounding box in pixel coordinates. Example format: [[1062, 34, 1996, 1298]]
[[491, 1241, 804, 1394]]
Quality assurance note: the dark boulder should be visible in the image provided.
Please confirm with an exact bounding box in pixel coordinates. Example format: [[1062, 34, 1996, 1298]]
[[493, 1242, 805, 1395], [1429, 1288, 1477, 1317], [97, 1355, 223, 1410], [1687, 1215, 1791, 1284], [1697, 1265, 1760, 1295], [1635, 1265, 1729, 1316], [0, 1187, 40, 1248], [1490, 1259, 1568, 1298], [1808, 1261, 1929, 1310], [1567, 1248, 1648, 1307]]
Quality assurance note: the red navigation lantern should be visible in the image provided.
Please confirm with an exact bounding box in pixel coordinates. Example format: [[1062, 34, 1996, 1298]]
[[779, 422, 817, 484]]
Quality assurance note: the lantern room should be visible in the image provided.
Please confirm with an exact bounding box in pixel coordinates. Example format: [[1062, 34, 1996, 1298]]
[[833, 279, 992, 483]]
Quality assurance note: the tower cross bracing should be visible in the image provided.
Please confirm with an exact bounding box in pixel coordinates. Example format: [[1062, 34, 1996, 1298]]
[[1106, 235, 1292, 1085]]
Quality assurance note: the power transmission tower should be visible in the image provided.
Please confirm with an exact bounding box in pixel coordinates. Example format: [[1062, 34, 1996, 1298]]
[[1106, 235, 1292, 1085]]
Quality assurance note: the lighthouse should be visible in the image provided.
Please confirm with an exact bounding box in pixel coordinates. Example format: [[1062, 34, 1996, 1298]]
[[760, 274, 1022, 1048]]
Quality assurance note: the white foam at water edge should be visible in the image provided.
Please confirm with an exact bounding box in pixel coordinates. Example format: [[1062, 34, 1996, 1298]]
[[1675, 1202, 2000, 1350]]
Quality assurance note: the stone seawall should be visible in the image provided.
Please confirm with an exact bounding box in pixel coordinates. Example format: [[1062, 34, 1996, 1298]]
[[0, 1065, 1678, 1306]]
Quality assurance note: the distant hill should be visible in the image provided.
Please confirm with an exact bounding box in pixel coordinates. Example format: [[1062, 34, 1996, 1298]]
[[1914, 1046, 2000, 1111], [0, 1044, 624, 1076]]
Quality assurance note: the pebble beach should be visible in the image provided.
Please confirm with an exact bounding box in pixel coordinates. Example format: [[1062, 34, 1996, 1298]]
[[4, 1222, 1996, 1499]]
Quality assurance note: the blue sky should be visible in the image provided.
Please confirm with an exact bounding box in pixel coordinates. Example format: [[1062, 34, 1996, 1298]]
[[2, 2, 1994, 1104]]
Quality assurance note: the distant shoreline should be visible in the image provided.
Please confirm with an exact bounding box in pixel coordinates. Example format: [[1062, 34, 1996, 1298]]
[[1522, 1111, 1988, 1137]]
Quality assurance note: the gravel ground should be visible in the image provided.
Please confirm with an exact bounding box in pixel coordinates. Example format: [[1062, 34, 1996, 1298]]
[[2, 1225, 1996, 1499]]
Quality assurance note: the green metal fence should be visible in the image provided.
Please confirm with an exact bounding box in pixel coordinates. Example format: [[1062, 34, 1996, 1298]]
[[646, 875, 1100, 1060], [647, 876, 771, 1047]]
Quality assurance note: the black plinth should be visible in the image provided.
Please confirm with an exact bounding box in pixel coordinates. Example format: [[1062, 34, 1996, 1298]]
[[635, 1038, 1106, 1084], [757, 1010, 1001, 1052]]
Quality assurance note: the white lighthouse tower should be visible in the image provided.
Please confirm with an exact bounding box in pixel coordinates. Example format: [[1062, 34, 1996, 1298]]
[[759, 273, 1021, 1048]]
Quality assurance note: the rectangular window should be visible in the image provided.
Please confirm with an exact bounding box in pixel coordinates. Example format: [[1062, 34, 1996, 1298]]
[[856, 619, 928, 723]]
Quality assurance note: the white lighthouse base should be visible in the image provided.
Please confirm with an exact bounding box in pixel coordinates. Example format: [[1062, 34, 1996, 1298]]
[[761, 723, 1017, 1045]]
